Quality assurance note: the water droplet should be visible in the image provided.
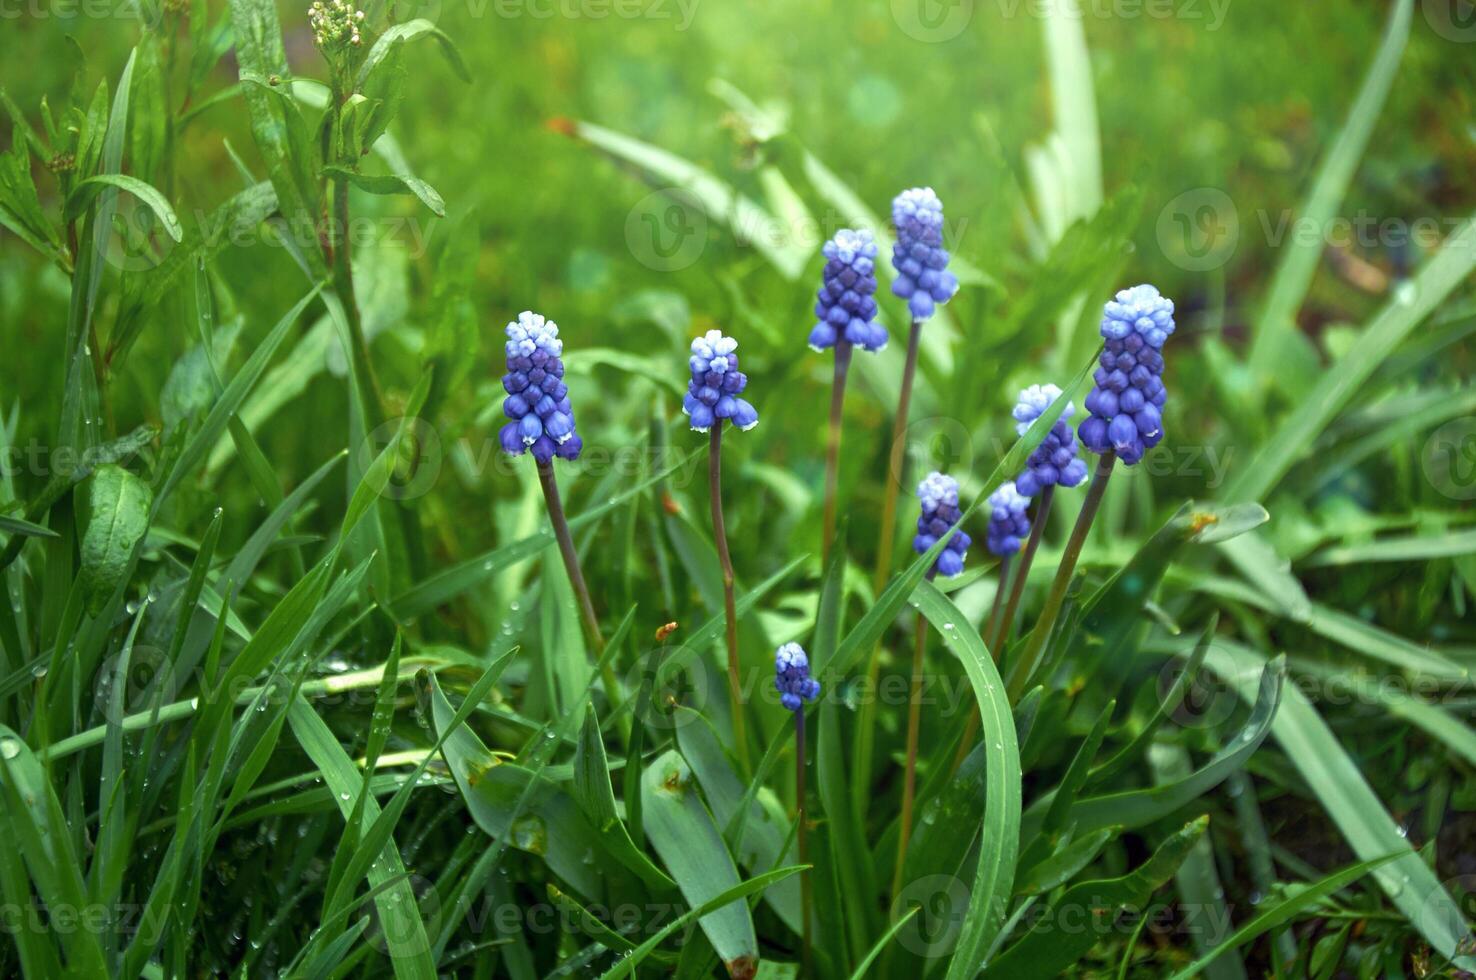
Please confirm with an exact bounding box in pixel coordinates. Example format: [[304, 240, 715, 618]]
[[0, 739, 20, 760]]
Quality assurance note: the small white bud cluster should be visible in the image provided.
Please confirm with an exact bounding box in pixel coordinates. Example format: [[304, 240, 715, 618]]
[[309, 0, 365, 47]]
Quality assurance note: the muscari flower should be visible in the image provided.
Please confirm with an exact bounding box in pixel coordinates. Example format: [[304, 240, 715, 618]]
[[309, 0, 364, 47], [775, 642, 820, 712], [913, 472, 970, 578], [683, 330, 758, 433], [890, 188, 959, 321], [1078, 285, 1175, 466], [1012, 383, 1089, 497], [809, 229, 887, 353], [498, 311, 582, 464], [986, 481, 1031, 557]]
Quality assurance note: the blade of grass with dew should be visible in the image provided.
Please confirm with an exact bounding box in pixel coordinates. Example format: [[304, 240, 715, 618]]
[[1246, 0, 1412, 386], [572, 704, 677, 889], [1164, 853, 1404, 980], [1168, 636, 1476, 968], [286, 696, 437, 979], [597, 865, 807, 980], [910, 581, 1022, 980], [1150, 742, 1247, 980], [1022, 657, 1284, 840], [984, 816, 1208, 978]]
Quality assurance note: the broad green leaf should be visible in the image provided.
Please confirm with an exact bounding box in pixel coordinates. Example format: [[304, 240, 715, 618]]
[[572, 704, 676, 889], [81, 463, 152, 615], [641, 749, 758, 977], [355, 19, 471, 88]]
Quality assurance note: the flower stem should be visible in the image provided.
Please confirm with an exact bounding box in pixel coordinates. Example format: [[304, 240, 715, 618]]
[[795, 708, 812, 978], [997, 485, 1054, 655], [1007, 452, 1115, 701], [536, 458, 622, 708], [854, 320, 922, 810], [820, 342, 853, 567], [709, 422, 750, 773], [892, 608, 928, 900]]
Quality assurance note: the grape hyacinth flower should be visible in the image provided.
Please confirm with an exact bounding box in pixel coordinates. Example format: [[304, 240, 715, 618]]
[[775, 641, 820, 972], [690, 329, 758, 770], [1009, 285, 1174, 701], [809, 229, 886, 353], [497, 311, 618, 707], [498, 311, 582, 464], [986, 482, 1031, 557], [1078, 284, 1175, 466], [774, 643, 820, 712], [1012, 383, 1089, 497], [890, 188, 959, 322], [683, 330, 758, 433], [913, 472, 970, 578], [811, 229, 884, 565]]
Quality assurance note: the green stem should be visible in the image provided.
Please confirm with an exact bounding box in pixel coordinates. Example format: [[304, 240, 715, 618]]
[[893, 608, 928, 900], [795, 708, 812, 978], [331, 173, 387, 425], [996, 484, 1055, 657], [1007, 452, 1115, 701], [536, 458, 622, 709], [709, 423, 750, 773], [820, 342, 853, 567]]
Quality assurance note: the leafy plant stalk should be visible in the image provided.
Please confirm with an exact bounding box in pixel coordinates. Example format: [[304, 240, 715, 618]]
[[795, 707, 813, 978], [709, 422, 749, 772], [1008, 452, 1115, 700]]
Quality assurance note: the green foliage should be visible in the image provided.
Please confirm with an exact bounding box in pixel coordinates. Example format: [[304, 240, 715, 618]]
[[0, 0, 1473, 976]]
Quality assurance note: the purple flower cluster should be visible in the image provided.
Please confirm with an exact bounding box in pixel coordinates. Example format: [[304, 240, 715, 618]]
[[890, 188, 959, 321], [682, 330, 758, 433], [1012, 383, 1088, 497], [986, 481, 1031, 557], [498, 311, 582, 463], [809, 229, 887, 353], [1079, 285, 1174, 465], [913, 472, 970, 577], [775, 643, 820, 711]]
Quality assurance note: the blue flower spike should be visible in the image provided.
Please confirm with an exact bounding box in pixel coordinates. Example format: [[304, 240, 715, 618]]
[[775, 643, 821, 712], [986, 481, 1031, 557], [913, 472, 970, 578], [1078, 285, 1175, 465], [890, 188, 959, 321], [809, 229, 887, 353], [683, 329, 758, 433], [1012, 383, 1089, 497], [498, 311, 582, 464]]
